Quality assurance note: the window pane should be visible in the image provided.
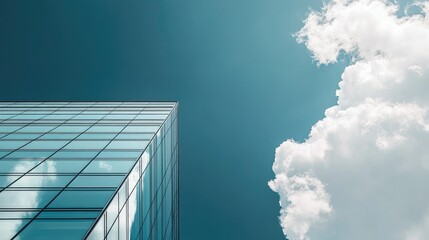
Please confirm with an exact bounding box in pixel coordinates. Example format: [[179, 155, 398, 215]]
[[2, 134, 42, 140], [72, 114, 106, 120], [50, 126, 90, 133], [0, 115, 14, 120], [97, 151, 141, 159], [129, 186, 139, 240], [52, 151, 98, 159], [118, 207, 127, 240], [37, 210, 100, 219], [86, 215, 105, 240], [83, 160, 135, 174], [106, 194, 118, 232], [0, 140, 29, 150], [0, 175, 20, 188], [142, 165, 151, 220], [136, 114, 168, 120], [31, 160, 90, 173], [0, 126, 21, 133], [17, 219, 94, 240], [0, 160, 42, 173], [48, 190, 114, 208], [0, 151, 9, 158], [76, 133, 117, 140], [122, 126, 159, 133], [21, 141, 69, 150], [87, 126, 123, 133], [6, 151, 53, 159], [39, 134, 79, 140], [17, 126, 56, 133], [63, 141, 109, 150], [104, 114, 136, 120], [41, 115, 75, 120], [107, 219, 119, 240], [0, 190, 59, 208], [0, 219, 30, 239], [115, 133, 153, 140], [69, 175, 124, 188], [106, 140, 148, 150], [0, 210, 37, 219], [10, 175, 74, 188]]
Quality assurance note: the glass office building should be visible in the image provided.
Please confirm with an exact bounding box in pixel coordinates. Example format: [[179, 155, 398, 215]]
[[0, 102, 179, 240]]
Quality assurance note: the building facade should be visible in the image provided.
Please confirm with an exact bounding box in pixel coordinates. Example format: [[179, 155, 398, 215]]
[[0, 102, 179, 240]]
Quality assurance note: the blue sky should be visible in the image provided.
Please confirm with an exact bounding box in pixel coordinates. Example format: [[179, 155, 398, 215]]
[[0, 1, 347, 239]]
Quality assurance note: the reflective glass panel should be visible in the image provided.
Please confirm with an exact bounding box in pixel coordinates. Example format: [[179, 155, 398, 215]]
[[47, 190, 114, 209], [0, 102, 178, 240], [17, 219, 94, 240]]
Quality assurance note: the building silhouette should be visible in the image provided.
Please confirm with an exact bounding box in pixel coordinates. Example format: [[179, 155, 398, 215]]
[[0, 102, 179, 240]]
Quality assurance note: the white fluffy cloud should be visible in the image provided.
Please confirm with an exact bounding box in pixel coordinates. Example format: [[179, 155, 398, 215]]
[[269, 0, 429, 239]]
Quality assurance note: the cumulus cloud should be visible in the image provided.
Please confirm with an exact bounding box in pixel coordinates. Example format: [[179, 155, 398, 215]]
[[269, 0, 429, 239]]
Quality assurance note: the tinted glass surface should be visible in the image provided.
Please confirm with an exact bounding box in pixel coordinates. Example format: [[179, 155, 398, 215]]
[[0, 102, 178, 240]]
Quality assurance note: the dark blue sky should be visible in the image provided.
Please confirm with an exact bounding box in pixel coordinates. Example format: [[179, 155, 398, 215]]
[[0, 1, 345, 239]]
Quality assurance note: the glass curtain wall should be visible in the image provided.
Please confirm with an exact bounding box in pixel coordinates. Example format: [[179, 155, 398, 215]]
[[0, 102, 178, 240], [85, 105, 179, 240]]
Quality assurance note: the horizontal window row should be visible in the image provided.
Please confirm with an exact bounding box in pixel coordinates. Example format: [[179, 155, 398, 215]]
[[2, 150, 142, 158], [0, 101, 174, 104], [1, 188, 118, 192], [0, 190, 114, 209], [8, 218, 95, 240], [0, 104, 175, 108], [0, 113, 170, 118], [0, 140, 150, 151], [1, 121, 164, 126], [0, 210, 100, 220], [6, 175, 125, 188], [0, 110, 171, 114], [0, 114, 169, 119], [0, 124, 162, 134], [0, 102, 174, 106], [1, 133, 154, 141], [0, 109, 173, 113], [0, 159, 137, 174]]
